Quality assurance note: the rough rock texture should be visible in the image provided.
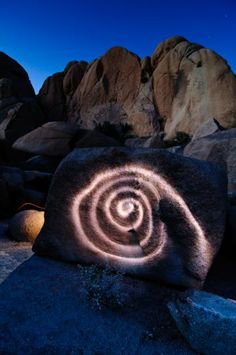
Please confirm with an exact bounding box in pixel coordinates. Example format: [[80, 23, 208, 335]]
[[1, 36, 235, 146], [68, 47, 160, 136], [127, 79, 160, 137], [33, 147, 227, 288], [63, 61, 88, 96], [71, 47, 141, 124], [37, 72, 66, 121], [184, 128, 236, 195], [168, 290, 236, 354], [9, 210, 44, 242], [125, 137, 148, 148], [191, 118, 224, 141], [23, 155, 62, 173], [125, 134, 164, 148], [2, 215, 236, 354], [152, 37, 236, 139], [151, 36, 187, 68], [143, 133, 165, 148], [0, 220, 195, 354], [0, 100, 46, 144], [13, 121, 82, 157], [0, 51, 46, 155], [0, 51, 35, 100]]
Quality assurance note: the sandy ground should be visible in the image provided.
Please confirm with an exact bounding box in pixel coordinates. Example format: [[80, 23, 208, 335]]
[[0, 220, 236, 355]]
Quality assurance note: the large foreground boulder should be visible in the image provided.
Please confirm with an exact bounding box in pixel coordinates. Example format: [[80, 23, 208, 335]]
[[33, 147, 227, 288], [168, 290, 236, 354]]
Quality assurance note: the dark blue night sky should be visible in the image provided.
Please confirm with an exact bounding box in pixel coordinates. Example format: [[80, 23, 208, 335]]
[[1, 0, 235, 92]]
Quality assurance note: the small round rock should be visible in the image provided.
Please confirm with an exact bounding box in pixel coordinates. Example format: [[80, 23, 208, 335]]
[[9, 210, 44, 242]]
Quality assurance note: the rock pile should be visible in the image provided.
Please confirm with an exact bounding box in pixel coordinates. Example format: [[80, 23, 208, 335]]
[[0, 35, 235, 286]]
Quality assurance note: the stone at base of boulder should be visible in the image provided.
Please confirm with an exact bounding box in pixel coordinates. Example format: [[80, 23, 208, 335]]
[[168, 290, 236, 355], [9, 210, 44, 242]]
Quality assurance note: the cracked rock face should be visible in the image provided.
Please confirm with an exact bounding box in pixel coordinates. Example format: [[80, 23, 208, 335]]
[[33, 147, 227, 288], [152, 37, 236, 139]]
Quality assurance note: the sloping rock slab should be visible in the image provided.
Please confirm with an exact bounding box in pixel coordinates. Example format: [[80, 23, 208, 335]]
[[13, 121, 82, 157], [168, 290, 236, 354], [33, 147, 227, 288], [184, 128, 236, 195]]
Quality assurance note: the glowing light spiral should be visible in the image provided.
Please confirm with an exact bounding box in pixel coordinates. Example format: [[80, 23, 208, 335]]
[[71, 165, 210, 267]]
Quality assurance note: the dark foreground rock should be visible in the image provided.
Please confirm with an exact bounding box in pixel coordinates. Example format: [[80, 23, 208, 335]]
[[33, 147, 227, 288], [0, 166, 51, 218], [1, 220, 236, 354], [0, 221, 196, 355], [168, 290, 236, 354]]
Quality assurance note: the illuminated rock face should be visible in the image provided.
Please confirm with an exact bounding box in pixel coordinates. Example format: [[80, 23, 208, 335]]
[[33, 148, 227, 288]]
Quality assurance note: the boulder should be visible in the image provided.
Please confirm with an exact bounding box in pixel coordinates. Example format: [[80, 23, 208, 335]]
[[191, 118, 224, 141], [152, 37, 236, 139], [0, 100, 46, 144], [168, 290, 236, 354], [0, 51, 35, 99], [166, 145, 184, 155], [63, 61, 88, 96], [13, 121, 81, 157], [143, 133, 165, 148], [9, 210, 44, 242], [184, 128, 236, 195], [37, 72, 66, 121], [151, 36, 187, 68], [0, 52, 45, 151], [125, 137, 148, 148], [23, 155, 62, 173], [33, 147, 227, 288], [127, 79, 160, 137], [70, 47, 141, 128]]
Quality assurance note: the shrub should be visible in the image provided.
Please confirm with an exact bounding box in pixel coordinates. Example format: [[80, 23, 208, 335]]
[[80, 264, 127, 310], [94, 121, 134, 143], [164, 131, 191, 147]]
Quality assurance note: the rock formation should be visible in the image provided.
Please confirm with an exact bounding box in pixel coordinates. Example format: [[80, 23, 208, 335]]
[[184, 128, 236, 196], [33, 147, 227, 288], [152, 37, 236, 139], [169, 290, 236, 354], [1, 35, 236, 162]]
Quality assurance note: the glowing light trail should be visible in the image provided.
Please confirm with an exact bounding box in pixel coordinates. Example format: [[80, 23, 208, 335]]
[[71, 165, 211, 267]]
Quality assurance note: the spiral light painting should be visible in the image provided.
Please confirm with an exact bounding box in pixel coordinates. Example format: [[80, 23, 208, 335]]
[[71, 164, 211, 267]]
